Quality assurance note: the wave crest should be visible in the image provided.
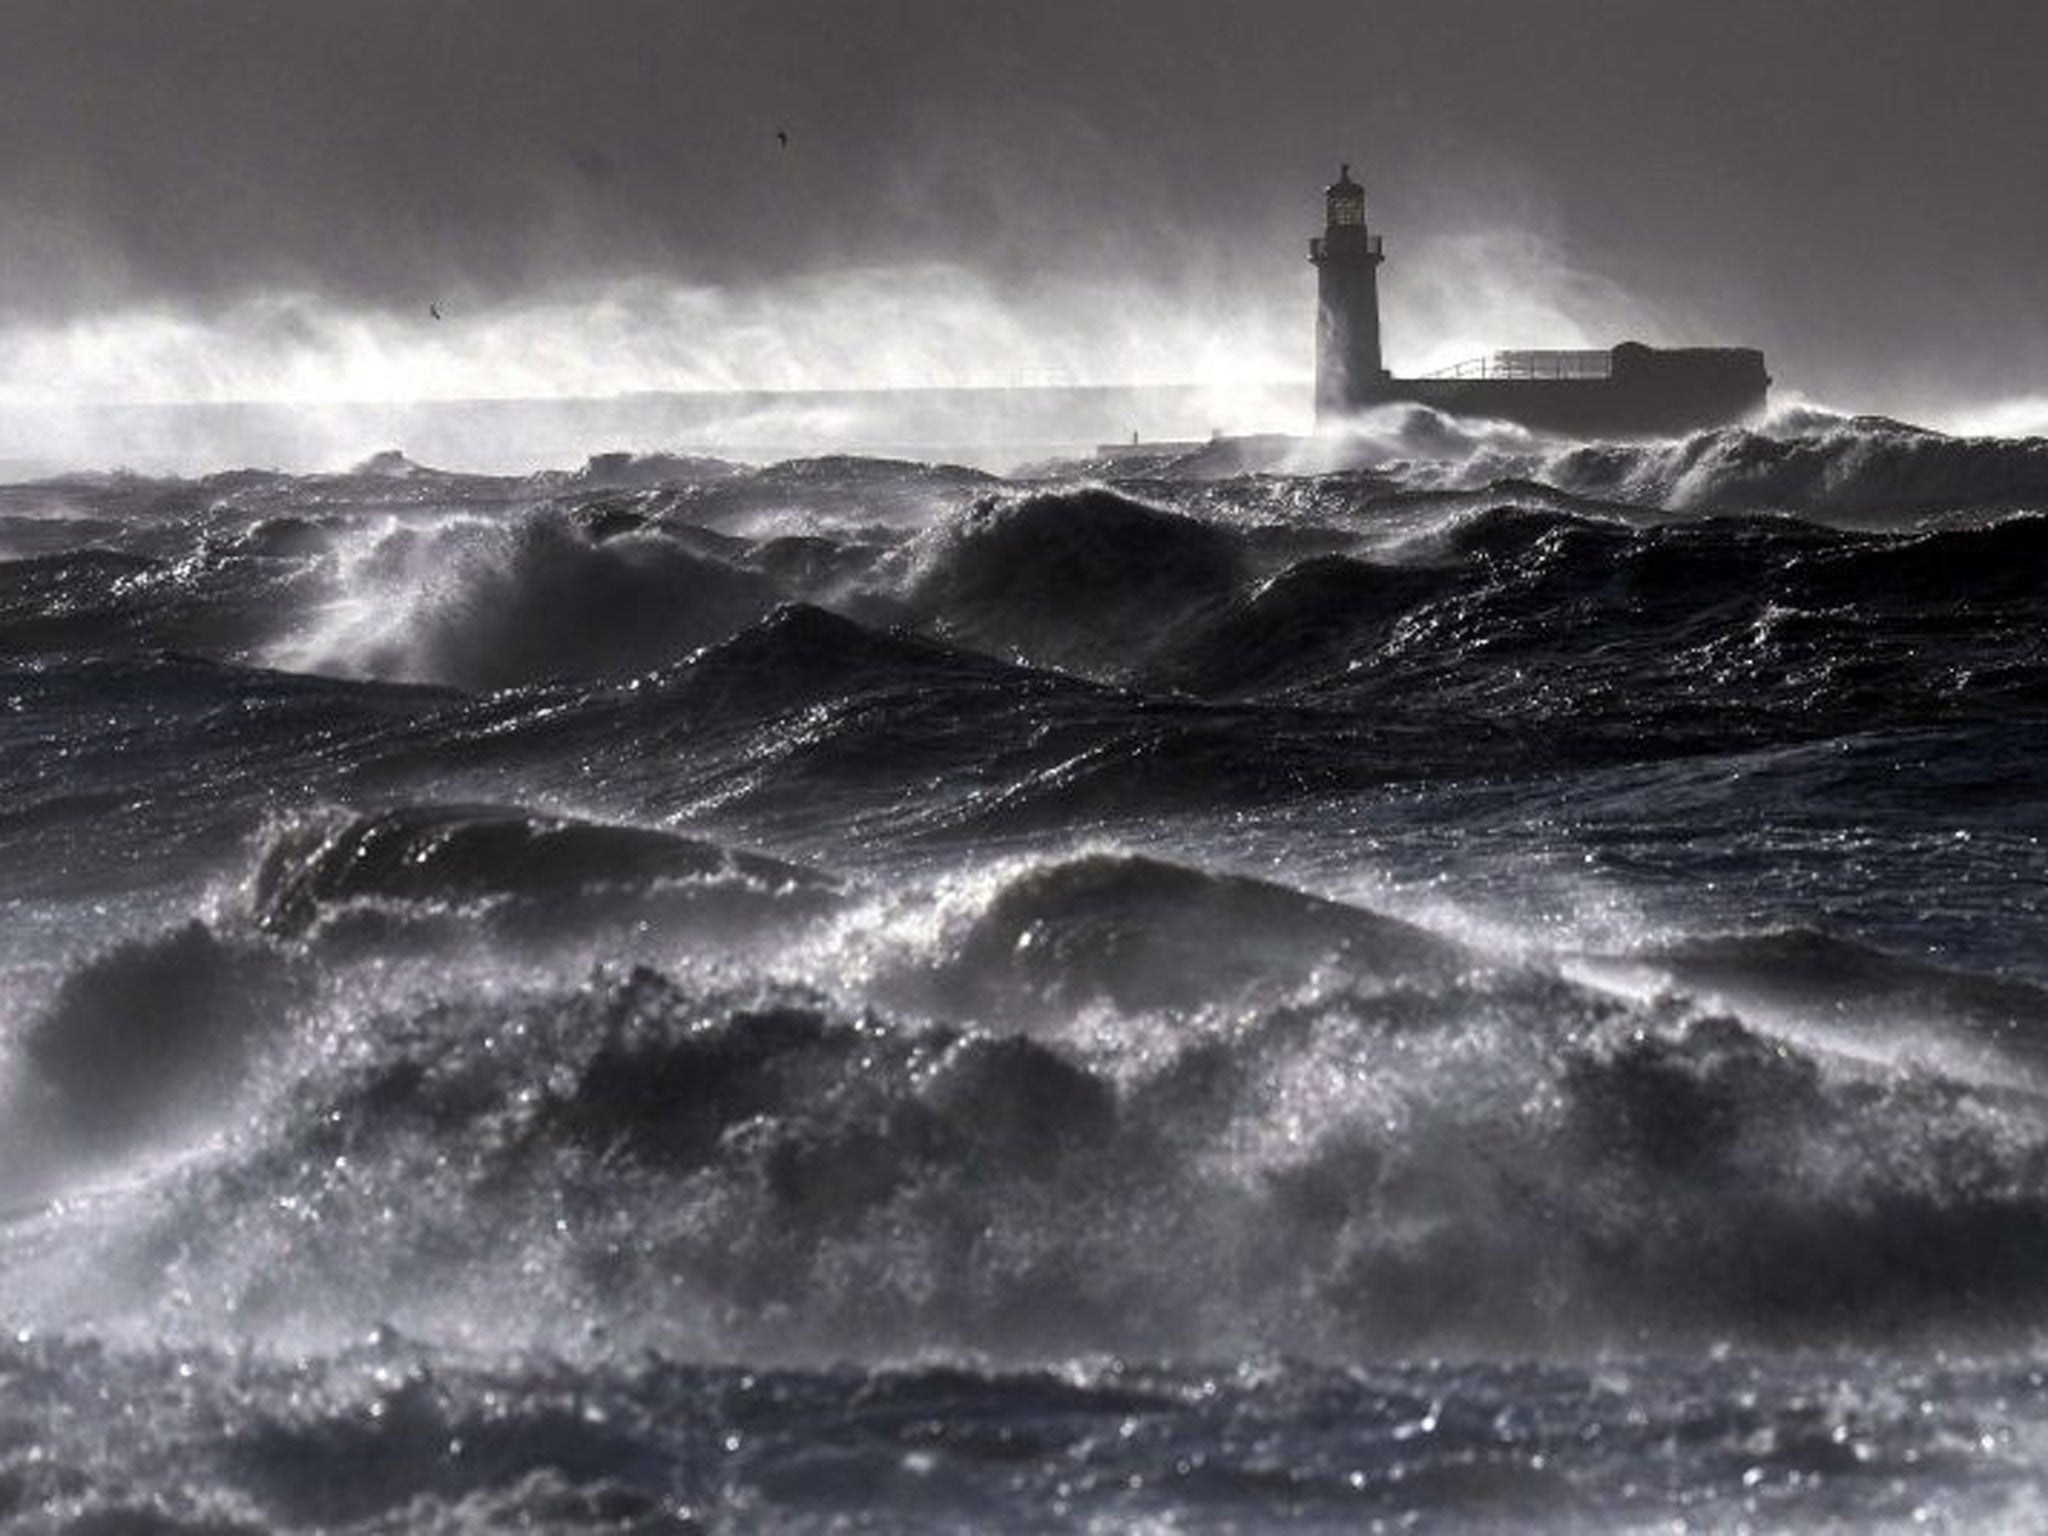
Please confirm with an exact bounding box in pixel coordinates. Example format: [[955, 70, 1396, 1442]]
[[909, 488, 1243, 674]]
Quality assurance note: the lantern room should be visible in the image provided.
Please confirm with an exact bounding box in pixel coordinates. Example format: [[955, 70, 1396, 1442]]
[[1325, 164, 1365, 229]]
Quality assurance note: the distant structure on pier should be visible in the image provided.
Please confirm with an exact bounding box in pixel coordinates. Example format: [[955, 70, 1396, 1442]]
[[1311, 165, 1769, 436]]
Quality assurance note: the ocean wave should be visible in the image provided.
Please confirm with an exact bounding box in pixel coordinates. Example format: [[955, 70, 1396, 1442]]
[[11, 840, 2048, 1359], [906, 487, 1243, 676], [1535, 415, 2048, 517], [1635, 926, 2048, 1068], [642, 453, 999, 536], [275, 507, 786, 689], [9, 452, 2047, 734], [641, 601, 1044, 722], [251, 802, 837, 939], [1148, 554, 1456, 697], [0, 653, 454, 899], [17, 920, 300, 1158], [940, 850, 1461, 1020], [1554, 1010, 2048, 1330], [555, 448, 746, 490], [0, 1335, 2031, 1531], [1076, 408, 2048, 522]]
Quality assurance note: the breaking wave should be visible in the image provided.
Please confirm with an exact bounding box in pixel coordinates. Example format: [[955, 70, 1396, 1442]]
[[7, 836, 2048, 1364], [273, 508, 786, 688], [1536, 412, 2048, 517]]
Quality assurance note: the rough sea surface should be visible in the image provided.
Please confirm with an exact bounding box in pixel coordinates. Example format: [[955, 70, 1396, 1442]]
[[3, 407, 2048, 1530]]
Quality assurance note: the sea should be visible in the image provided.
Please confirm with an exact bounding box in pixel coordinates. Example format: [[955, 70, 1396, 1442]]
[[2, 405, 2047, 1531]]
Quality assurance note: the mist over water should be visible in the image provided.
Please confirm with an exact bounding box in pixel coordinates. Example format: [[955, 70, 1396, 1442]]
[[1, 254, 2030, 483], [0, 399, 2045, 1529], [0, 268, 1314, 478]]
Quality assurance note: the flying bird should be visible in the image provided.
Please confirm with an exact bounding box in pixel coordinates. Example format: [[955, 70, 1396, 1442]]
[[775, 129, 789, 148], [429, 303, 443, 321]]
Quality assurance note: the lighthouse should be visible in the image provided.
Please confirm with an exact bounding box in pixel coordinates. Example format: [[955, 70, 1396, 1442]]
[[1298, 164, 1768, 436], [1309, 164, 1388, 420]]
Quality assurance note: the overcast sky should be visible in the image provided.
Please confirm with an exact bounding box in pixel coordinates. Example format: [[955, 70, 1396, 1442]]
[[1, 0, 2042, 414]]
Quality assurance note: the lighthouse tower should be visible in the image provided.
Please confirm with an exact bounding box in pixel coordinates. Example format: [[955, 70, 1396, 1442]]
[[1309, 165, 1388, 420]]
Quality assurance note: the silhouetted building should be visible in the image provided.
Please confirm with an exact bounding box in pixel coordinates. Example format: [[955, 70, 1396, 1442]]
[[1312, 167, 1769, 435]]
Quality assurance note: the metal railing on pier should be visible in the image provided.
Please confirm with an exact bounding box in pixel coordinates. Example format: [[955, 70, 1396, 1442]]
[[1423, 349, 1612, 381]]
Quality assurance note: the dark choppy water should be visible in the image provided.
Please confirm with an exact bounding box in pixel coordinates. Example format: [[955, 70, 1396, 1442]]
[[4, 408, 2048, 1530]]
